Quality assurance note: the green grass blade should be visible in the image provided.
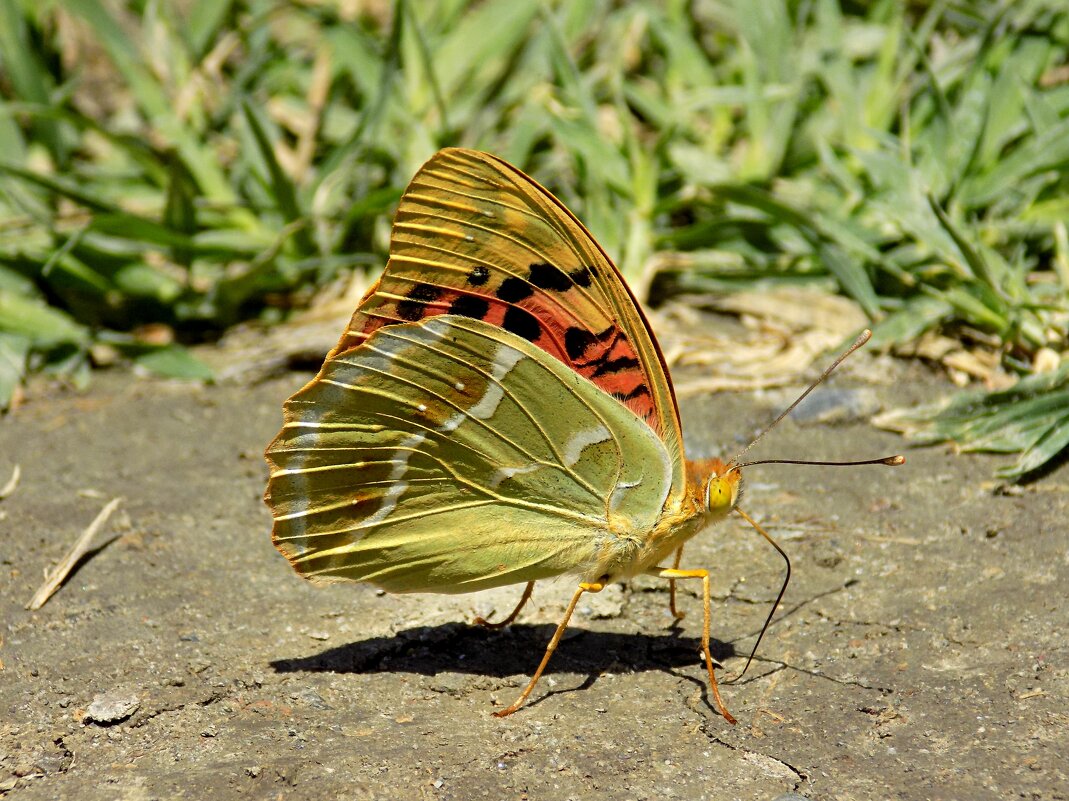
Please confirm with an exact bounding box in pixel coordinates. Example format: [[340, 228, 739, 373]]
[[240, 101, 315, 255], [0, 290, 89, 346], [867, 296, 952, 349], [64, 0, 243, 212], [0, 0, 69, 164], [184, 0, 235, 58], [882, 362, 1069, 479], [129, 343, 214, 381], [0, 331, 30, 410], [998, 413, 1069, 479], [0, 162, 122, 214]]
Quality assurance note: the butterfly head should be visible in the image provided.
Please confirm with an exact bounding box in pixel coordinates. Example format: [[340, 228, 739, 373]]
[[689, 458, 742, 521]]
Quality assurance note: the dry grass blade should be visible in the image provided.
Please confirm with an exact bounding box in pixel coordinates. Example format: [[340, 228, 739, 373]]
[[0, 464, 19, 500], [26, 497, 123, 611], [661, 288, 869, 394]]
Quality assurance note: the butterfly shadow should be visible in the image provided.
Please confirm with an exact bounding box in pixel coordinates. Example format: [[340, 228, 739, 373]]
[[270, 622, 737, 710]]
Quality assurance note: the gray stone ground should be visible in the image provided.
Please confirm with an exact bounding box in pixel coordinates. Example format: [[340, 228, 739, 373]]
[[1, 353, 1066, 800]]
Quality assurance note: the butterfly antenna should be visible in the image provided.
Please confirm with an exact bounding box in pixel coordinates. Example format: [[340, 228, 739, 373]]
[[736, 455, 905, 469], [729, 506, 790, 682], [729, 328, 876, 469]]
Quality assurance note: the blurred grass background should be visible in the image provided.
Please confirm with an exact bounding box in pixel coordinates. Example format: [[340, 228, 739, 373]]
[[0, 0, 1067, 478]]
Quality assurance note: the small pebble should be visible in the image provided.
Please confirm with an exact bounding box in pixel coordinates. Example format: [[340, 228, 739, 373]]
[[83, 692, 140, 725], [291, 687, 330, 709]]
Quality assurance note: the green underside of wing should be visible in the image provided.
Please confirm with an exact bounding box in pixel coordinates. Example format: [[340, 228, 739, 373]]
[[282, 506, 605, 594], [265, 315, 672, 593]]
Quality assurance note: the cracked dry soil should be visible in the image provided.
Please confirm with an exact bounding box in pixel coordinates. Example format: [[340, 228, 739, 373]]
[[1, 355, 1066, 801]]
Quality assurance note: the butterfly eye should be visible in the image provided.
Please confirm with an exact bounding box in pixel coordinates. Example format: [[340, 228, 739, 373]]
[[704, 472, 738, 516]]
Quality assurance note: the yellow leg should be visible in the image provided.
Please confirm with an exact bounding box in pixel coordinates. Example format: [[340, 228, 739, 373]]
[[493, 582, 603, 718], [650, 567, 737, 725], [474, 581, 534, 630], [668, 547, 685, 620]]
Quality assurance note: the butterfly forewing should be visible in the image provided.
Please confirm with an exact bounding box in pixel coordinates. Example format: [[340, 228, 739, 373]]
[[330, 149, 684, 482], [267, 315, 673, 594]]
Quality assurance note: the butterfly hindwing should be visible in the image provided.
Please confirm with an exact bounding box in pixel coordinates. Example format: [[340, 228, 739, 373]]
[[266, 315, 673, 594], [330, 149, 685, 485]]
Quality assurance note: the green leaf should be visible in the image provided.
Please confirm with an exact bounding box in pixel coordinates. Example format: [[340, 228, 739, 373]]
[[163, 156, 199, 267], [241, 101, 315, 255], [64, 0, 239, 208], [112, 264, 183, 303], [0, 162, 123, 214], [958, 116, 1069, 208], [928, 196, 1004, 292], [0, 0, 69, 163], [430, 0, 540, 101], [939, 284, 1008, 334], [184, 0, 235, 58], [0, 331, 30, 410], [131, 344, 214, 381], [999, 416, 1069, 479], [867, 295, 952, 349], [816, 241, 880, 319], [0, 290, 89, 346], [881, 361, 1069, 480]]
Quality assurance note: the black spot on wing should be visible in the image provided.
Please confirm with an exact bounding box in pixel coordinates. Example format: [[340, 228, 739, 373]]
[[467, 265, 490, 286], [612, 384, 651, 403], [564, 324, 619, 362], [496, 277, 533, 303], [397, 284, 441, 321], [448, 294, 490, 320], [569, 266, 593, 288], [564, 327, 597, 360], [528, 262, 573, 292], [503, 306, 541, 342], [591, 355, 641, 378]]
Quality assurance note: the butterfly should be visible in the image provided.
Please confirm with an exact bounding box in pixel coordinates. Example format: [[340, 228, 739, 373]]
[[263, 148, 901, 722]]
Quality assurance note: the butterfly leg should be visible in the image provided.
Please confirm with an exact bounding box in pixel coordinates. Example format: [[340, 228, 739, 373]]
[[492, 581, 604, 718], [650, 567, 737, 725], [473, 581, 535, 629], [667, 547, 686, 620]]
